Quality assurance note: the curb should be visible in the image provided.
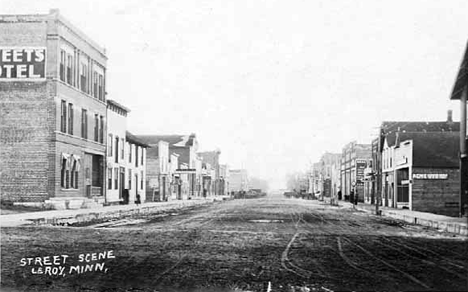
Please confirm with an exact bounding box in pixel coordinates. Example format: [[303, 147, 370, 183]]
[[1, 199, 217, 227], [352, 205, 468, 236]]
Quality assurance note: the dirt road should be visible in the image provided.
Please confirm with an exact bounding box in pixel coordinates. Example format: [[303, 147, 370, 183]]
[[1, 197, 467, 291]]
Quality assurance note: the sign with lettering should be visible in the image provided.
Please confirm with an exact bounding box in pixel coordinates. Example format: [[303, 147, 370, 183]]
[[355, 160, 367, 186], [0, 47, 46, 80], [412, 173, 448, 180]]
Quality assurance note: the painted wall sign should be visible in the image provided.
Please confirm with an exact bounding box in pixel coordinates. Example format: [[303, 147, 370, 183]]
[[0, 47, 46, 80], [412, 173, 448, 180]]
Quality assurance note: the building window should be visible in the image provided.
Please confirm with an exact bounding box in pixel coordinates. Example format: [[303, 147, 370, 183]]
[[70, 159, 79, 189], [80, 63, 87, 93], [135, 146, 139, 167], [100, 116, 104, 143], [66, 54, 73, 86], [128, 169, 132, 190], [81, 109, 88, 139], [61, 158, 67, 188], [68, 103, 73, 135], [141, 148, 144, 166], [98, 74, 104, 101], [108, 134, 113, 157], [114, 168, 119, 189], [141, 171, 144, 189], [94, 114, 99, 142], [108, 168, 112, 190], [121, 138, 125, 160], [129, 145, 132, 163], [60, 50, 66, 82], [93, 72, 98, 98], [115, 137, 119, 163], [60, 100, 67, 133]]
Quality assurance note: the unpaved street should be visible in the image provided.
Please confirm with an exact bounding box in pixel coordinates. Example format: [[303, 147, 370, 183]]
[[1, 197, 467, 292]]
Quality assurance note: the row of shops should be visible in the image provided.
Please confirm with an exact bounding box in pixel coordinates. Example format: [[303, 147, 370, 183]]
[[310, 111, 463, 217], [0, 10, 230, 209]]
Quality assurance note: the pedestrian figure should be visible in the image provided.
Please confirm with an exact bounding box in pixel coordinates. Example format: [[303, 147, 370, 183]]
[[354, 191, 358, 205], [135, 194, 141, 205], [349, 189, 354, 204], [337, 190, 342, 201]]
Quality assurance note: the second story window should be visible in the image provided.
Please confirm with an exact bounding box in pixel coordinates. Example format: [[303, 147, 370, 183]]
[[68, 103, 73, 135], [98, 74, 104, 101], [100, 116, 104, 144], [66, 54, 73, 86], [121, 138, 125, 160], [60, 50, 66, 82], [60, 100, 67, 133], [81, 109, 88, 139], [129, 145, 132, 163], [93, 72, 98, 99], [115, 137, 119, 163], [108, 134, 113, 157], [141, 148, 144, 166], [135, 146, 139, 167], [80, 63, 87, 93], [94, 114, 99, 142]]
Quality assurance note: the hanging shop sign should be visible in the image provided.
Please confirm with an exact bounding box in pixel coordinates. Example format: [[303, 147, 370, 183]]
[[412, 173, 448, 180], [0, 47, 46, 80]]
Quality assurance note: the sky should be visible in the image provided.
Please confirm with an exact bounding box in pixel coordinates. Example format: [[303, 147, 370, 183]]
[[3, 0, 468, 189]]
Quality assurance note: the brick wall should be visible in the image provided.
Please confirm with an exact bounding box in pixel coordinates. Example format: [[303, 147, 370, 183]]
[[412, 167, 460, 217], [1, 12, 107, 203], [0, 81, 54, 202]]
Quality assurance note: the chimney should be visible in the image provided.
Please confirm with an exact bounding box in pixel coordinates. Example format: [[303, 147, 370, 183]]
[[447, 110, 453, 123]]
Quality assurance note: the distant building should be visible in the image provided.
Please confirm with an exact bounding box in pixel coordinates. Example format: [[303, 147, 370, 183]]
[[340, 142, 372, 202], [145, 140, 170, 202], [137, 134, 199, 199], [219, 164, 230, 196], [198, 150, 222, 196], [229, 169, 249, 192], [0, 10, 107, 209], [320, 153, 341, 200]]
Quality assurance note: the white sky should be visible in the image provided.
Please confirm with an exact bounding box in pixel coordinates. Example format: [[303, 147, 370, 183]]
[[4, 0, 468, 189]]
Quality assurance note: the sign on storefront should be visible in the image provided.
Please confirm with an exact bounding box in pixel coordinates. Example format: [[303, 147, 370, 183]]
[[0, 47, 46, 80], [412, 173, 448, 180]]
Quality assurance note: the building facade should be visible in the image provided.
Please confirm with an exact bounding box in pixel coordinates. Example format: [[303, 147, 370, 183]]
[[137, 134, 199, 200], [229, 169, 249, 193], [106, 100, 130, 204], [145, 140, 170, 202], [124, 132, 148, 204], [340, 142, 372, 202], [375, 113, 460, 207], [1, 10, 107, 208], [391, 132, 460, 216], [198, 150, 221, 196]]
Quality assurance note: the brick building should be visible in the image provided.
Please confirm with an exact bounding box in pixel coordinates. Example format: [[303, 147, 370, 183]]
[[1, 10, 107, 208]]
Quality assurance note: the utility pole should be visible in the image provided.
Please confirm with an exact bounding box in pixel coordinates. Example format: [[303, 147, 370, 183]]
[[459, 88, 467, 217]]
